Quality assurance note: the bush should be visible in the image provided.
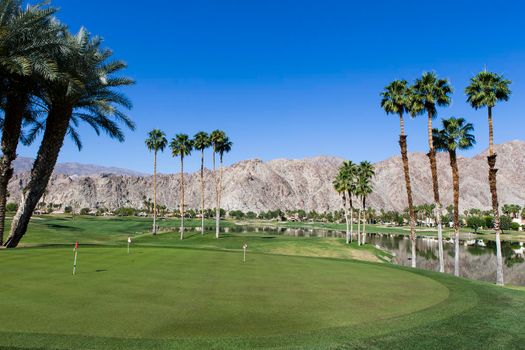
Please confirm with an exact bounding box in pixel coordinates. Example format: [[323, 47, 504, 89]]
[[114, 207, 136, 216], [467, 216, 484, 233], [484, 216, 494, 230], [6, 202, 18, 212], [500, 215, 512, 231], [511, 222, 520, 231], [79, 208, 90, 215], [64, 206, 73, 214], [246, 211, 257, 219]]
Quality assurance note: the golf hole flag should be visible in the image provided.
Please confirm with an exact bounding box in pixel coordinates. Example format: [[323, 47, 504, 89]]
[[127, 236, 131, 254], [72, 241, 79, 275]]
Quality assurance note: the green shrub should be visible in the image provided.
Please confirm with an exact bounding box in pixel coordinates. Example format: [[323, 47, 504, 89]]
[[467, 216, 484, 233], [6, 202, 18, 212], [80, 208, 90, 215]]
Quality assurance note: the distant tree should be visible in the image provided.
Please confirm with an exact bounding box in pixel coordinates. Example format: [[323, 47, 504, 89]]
[[80, 208, 90, 215], [64, 206, 73, 214], [500, 215, 513, 232], [333, 164, 351, 243], [355, 161, 374, 245], [115, 207, 136, 216], [145, 129, 167, 234], [467, 216, 484, 233], [170, 134, 193, 239], [246, 211, 257, 220], [6, 202, 18, 213], [465, 70, 511, 286], [193, 131, 211, 234]]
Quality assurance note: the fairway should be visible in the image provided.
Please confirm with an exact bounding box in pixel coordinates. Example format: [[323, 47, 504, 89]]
[[2, 218, 525, 349], [2, 247, 446, 338]]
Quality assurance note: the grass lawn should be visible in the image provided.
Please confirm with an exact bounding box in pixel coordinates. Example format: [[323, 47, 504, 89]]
[[1, 215, 525, 349]]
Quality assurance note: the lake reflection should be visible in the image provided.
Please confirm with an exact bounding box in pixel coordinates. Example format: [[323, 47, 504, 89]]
[[189, 225, 525, 286]]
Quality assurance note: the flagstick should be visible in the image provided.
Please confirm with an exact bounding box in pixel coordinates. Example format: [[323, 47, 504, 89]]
[[127, 241, 130, 254], [73, 249, 78, 275], [243, 247, 246, 262]]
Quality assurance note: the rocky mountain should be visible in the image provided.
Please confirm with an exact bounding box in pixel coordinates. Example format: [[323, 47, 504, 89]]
[[13, 157, 145, 176], [7, 140, 525, 213]]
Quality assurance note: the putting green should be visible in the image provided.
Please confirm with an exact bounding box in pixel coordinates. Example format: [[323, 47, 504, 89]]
[[1, 247, 448, 339]]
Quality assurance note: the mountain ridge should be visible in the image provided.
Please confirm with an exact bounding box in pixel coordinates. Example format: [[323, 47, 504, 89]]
[[8, 140, 525, 213]]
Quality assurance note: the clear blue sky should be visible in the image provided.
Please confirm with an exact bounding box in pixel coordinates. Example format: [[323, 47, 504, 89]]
[[19, 0, 525, 174]]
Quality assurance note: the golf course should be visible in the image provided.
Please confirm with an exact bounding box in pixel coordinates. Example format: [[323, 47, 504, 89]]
[[1, 216, 525, 349]]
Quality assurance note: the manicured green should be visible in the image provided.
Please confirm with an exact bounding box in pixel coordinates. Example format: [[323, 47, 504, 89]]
[[1, 215, 524, 349]]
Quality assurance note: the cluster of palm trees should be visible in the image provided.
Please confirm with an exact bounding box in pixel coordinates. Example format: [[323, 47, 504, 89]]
[[333, 161, 375, 246], [145, 129, 232, 239], [0, 0, 134, 248], [381, 70, 511, 285]]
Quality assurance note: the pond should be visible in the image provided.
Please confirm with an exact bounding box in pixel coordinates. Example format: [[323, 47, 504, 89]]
[[205, 225, 525, 286]]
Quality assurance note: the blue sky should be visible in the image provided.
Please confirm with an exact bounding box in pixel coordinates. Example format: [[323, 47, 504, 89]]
[[19, 0, 525, 173]]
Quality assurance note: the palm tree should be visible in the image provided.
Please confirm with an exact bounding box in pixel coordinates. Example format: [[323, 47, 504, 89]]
[[333, 166, 350, 244], [433, 117, 476, 276], [341, 160, 357, 243], [0, 0, 64, 244], [210, 130, 226, 238], [216, 135, 232, 238], [193, 131, 211, 235], [356, 161, 374, 245], [465, 70, 511, 286], [411, 72, 452, 272], [4, 28, 135, 248], [381, 79, 417, 267], [170, 134, 193, 240], [145, 129, 167, 234]]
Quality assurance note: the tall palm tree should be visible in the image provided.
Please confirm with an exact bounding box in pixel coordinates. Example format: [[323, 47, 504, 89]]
[[465, 70, 511, 286], [381, 79, 417, 267], [145, 129, 167, 234], [170, 134, 193, 240], [433, 117, 476, 276], [333, 166, 350, 244], [216, 135, 232, 238], [356, 161, 374, 245], [210, 130, 225, 238], [341, 160, 357, 243], [193, 131, 211, 235], [0, 0, 64, 244], [412, 72, 452, 272], [4, 28, 135, 248]]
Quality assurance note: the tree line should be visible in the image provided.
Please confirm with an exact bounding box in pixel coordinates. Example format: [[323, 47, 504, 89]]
[[146, 129, 232, 239], [0, 0, 134, 247], [380, 71, 511, 285]]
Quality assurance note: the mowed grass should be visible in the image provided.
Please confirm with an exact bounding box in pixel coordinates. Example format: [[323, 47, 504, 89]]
[[1, 215, 525, 349], [1, 247, 448, 347]]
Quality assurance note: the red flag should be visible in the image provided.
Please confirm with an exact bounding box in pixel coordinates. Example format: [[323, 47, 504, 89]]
[[75, 241, 79, 250]]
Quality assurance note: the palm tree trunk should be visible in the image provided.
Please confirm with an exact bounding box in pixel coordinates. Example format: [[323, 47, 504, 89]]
[[0, 93, 28, 245], [4, 106, 72, 248], [357, 208, 361, 246], [180, 156, 184, 240], [152, 151, 157, 235], [200, 149, 205, 235], [217, 155, 224, 239], [213, 148, 219, 239], [427, 111, 445, 273], [487, 106, 503, 285], [348, 194, 353, 243], [362, 198, 367, 245], [450, 150, 460, 277], [399, 133, 417, 268], [343, 195, 350, 244]]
